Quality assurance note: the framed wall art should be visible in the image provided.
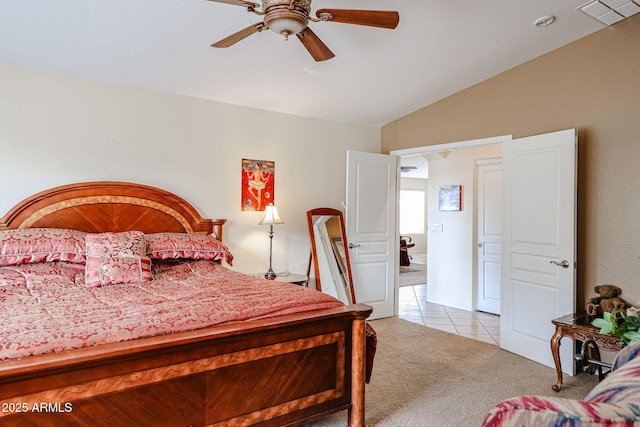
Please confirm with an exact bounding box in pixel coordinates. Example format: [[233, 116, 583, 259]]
[[241, 159, 275, 211], [439, 185, 462, 211]]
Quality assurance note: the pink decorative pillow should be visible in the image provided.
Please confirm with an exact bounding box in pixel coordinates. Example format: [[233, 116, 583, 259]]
[[85, 231, 152, 287], [0, 228, 87, 266], [145, 233, 233, 265]]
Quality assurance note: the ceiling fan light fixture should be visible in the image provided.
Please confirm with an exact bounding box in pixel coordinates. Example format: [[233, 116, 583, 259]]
[[263, 0, 310, 39], [266, 14, 308, 38]]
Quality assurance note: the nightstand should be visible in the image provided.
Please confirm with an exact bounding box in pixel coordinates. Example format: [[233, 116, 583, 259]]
[[253, 273, 309, 286], [273, 273, 309, 286]]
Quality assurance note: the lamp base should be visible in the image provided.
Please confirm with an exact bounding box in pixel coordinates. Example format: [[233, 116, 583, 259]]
[[265, 269, 277, 280]]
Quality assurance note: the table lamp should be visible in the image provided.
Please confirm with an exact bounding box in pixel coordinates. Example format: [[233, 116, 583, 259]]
[[259, 203, 284, 279]]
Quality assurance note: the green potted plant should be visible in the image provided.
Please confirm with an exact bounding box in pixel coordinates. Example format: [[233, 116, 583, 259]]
[[592, 307, 640, 347]]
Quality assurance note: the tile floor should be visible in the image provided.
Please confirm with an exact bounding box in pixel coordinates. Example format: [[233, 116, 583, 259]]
[[398, 283, 501, 346]]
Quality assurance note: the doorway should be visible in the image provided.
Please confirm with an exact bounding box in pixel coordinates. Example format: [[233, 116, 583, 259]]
[[398, 178, 428, 288], [393, 135, 510, 344], [394, 136, 507, 311], [390, 130, 577, 371]]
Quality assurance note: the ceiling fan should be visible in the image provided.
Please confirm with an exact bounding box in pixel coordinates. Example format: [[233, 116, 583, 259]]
[[206, 0, 399, 61]]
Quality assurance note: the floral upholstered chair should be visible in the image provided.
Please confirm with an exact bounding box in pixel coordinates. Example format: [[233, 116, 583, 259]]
[[482, 342, 640, 426]]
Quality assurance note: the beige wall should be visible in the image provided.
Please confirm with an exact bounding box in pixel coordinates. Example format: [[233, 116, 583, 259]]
[[382, 15, 640, 309], [0, 64, 380, 275]]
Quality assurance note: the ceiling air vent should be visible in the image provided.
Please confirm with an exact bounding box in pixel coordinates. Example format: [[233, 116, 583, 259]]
[[578, 0, 640, 25]]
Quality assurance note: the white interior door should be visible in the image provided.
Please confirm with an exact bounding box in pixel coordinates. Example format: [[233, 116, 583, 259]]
[[475, 159, 502, 315], [346, 151, 397, 320], [500, 129, 577, 372]]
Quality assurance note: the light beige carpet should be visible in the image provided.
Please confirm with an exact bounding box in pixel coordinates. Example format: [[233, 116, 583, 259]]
[[305, 317, 598, 427], [399, 262, 427, 287]]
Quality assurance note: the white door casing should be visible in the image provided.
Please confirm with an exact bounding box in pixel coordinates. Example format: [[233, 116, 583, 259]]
[[475, 159, 502, 315], [500, 129, 577, 372], [346, 151, 397, 320]]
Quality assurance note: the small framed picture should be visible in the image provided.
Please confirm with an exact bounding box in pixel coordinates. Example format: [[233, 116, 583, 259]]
[[439, 185, 462, 211]]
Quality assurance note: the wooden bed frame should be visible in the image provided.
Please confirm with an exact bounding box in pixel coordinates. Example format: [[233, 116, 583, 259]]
[[0, 181, 372, 427]]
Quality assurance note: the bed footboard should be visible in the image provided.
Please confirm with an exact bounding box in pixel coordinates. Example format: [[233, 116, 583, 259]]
[[0, 304, 372, 427]]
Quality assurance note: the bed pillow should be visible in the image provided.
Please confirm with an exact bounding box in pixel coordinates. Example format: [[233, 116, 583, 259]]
[[85, 231, 152, 287], [0, 228, 87, 266], [145, 232, 234, 265]]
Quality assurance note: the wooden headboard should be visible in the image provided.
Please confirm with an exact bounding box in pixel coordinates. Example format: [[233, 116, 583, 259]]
[[0, 181, 226, 240]]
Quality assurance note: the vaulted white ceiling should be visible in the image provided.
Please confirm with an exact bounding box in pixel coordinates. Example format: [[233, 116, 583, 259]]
[[0, 0, 606, 127]]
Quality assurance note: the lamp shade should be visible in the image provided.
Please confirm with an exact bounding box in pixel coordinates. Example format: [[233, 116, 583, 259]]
[[259, 203, 284, 225]]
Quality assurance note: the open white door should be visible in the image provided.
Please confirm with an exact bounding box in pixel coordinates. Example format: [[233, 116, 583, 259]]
[[346, 151, 397, 320], [501, 129, 577, 372]]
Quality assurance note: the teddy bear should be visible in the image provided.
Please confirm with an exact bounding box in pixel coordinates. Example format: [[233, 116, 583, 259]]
[[586, 284, 628, 316]]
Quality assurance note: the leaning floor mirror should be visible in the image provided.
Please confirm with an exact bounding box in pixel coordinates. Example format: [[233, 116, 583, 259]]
[[306, 208, 356, 305]]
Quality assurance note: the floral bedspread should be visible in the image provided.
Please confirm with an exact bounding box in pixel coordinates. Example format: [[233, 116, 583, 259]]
[[0, 260, 343, 360]]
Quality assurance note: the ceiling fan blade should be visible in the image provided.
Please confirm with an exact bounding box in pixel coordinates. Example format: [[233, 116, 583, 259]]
[[211, 23, 264, 48], [316, 9, 399, 29], [296, 27, 335, 62], [206, 0, 259, 8]]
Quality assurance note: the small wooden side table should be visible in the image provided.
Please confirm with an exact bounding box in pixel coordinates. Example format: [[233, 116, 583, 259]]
[[253, 273, 309, 286], [550, 312, 623, 392], [273, 273, 309, 286]]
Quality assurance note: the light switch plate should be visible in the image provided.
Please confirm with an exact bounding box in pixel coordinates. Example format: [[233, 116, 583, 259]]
[[430, 224, 443, 232]]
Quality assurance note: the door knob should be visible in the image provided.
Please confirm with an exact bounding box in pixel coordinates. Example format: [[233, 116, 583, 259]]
[[348, 243, 360, 249], [477, 243, 483, 248], [550, 259, 570, 269]]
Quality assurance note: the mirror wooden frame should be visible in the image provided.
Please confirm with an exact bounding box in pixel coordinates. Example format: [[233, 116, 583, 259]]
[[307, 207, 356, 304]]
